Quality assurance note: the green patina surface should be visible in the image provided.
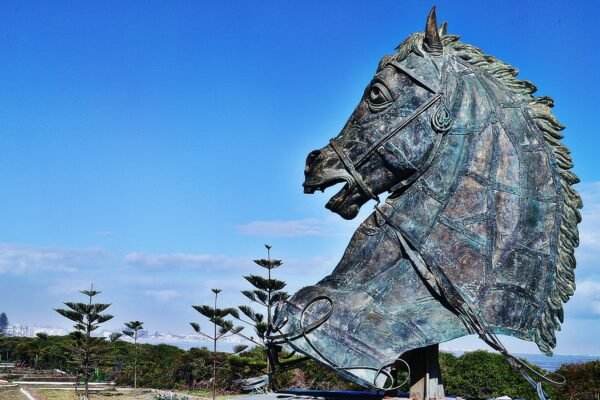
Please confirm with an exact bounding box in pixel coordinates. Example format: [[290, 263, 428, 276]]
[[274, 7, 581, 393]]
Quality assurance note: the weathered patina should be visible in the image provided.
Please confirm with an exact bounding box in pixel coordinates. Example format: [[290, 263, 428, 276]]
[[270, 7, 582, 397]]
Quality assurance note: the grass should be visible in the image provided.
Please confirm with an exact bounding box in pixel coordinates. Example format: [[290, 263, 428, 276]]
[[31, 389, 79, 400], [184, 390, 241, 399], [28, 388, 243, 400], [27, 388, 158, 400], [0, 387, 244, 400], [0, 388, 28, 400]]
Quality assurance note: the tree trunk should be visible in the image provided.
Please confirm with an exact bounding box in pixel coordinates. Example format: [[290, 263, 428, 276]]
[[134, 336, 138, 389], [213, 292, 217, 400]]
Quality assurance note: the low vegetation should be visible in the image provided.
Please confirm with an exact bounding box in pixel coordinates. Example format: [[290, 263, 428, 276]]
[[554, 360, 600, 400], [2, 335, 599, 399]]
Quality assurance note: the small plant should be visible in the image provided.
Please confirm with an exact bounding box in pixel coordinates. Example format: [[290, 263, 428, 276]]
[[191, 288, 247, 400], [123, 320, 144, 388], [55, 283, 113, 400], [153, 392, 190, 400]]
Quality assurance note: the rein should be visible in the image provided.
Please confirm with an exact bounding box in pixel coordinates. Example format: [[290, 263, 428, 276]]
[[374, 206, 565, 399]]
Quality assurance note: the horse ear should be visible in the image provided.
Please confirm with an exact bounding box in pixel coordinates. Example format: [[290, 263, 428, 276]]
[[439, 21, 448, 36], [423, 7, 443, 55]]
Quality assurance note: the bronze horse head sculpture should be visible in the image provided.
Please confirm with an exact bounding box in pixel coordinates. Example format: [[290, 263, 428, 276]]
[[271, 7, 582, 398]]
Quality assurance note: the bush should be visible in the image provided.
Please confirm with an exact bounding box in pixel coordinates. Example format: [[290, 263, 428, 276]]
[[555, 361, 600, 400], [440, 350, 556, 399]]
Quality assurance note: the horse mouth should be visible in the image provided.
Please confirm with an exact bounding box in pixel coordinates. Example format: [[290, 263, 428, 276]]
[[303, 176, 348, 194], [303, 175, 359, 218]]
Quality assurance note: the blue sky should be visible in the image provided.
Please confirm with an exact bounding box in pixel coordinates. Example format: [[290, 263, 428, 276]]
[[0, 0, 599, 356]]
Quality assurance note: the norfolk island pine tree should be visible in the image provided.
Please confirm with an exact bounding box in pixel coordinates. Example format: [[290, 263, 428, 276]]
[[191, 288, 248, 400], [229, 244, 289, 389], [55, 284, 113, 400], [123, 320, 144, 388]]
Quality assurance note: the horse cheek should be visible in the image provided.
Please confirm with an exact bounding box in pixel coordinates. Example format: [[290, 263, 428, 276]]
[[377, 143, 418, 179]]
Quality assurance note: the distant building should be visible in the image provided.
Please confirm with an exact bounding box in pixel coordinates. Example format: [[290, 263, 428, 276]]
[[5, 324, 68, 337]]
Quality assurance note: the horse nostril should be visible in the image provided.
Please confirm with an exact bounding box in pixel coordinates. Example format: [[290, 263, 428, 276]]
[[307, 150, 321, 165], [305, 150, 321, 174]]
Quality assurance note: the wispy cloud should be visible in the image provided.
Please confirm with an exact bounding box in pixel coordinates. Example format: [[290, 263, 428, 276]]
[[236, 217, 359, 237], [574, 182, 600, 276], [282, 255, 338, 275], [47, 279, 99, 295], [144, 289, 181, 303], [565, 279, 600, 318], [124, 252, 246, 270], [276, 258, 337, 293], [95, 231, 113, 238], [551, 182, 600, 319], [0, 243, 109, 275]]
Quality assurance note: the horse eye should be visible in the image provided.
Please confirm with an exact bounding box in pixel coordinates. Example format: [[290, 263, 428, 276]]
[[368, 83, 392, 108]]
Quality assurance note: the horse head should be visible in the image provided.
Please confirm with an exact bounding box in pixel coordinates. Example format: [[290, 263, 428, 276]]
[[275, 7, 582, 395], [303, 8, 451, 219]]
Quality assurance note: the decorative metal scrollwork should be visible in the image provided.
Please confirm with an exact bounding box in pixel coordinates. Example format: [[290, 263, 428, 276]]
[[431, 101, 453, 133]]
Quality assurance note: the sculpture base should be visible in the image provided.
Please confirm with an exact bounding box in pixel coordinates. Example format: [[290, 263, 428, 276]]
[[232, 392, 459, 400], [234, 345, 449, 400], [402, 344, 445, 400]]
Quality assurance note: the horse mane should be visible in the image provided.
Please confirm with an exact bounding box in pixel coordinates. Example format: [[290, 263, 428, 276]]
[[387, 32, 583, 355]]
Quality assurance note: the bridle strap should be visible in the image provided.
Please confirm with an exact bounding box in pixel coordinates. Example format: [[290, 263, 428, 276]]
[[329, 139, 380, 202], [389, 76, 465, 193], [353, 92, 443, 169], [329, 91, 444, 202], [327, 57, 460, 204], [385, 60, 437, 94]]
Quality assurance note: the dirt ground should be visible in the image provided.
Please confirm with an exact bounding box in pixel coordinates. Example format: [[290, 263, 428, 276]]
[[29, 389, 158, 400], [14, 388, 241, 400]]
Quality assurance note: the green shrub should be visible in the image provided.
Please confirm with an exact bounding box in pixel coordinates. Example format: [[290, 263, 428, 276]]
[[440, 350, 556, 399], [555, 360, 600, 400]]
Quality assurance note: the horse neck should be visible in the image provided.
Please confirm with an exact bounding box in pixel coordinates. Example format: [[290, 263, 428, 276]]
[[385, 68, 500, 247], [383, 66, 563, 346], [388, 62, 560, 268]]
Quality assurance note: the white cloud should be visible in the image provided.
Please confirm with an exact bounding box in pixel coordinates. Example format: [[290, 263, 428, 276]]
[[565, 278, 600, 318], [592, 301, 600, 315], [47, 279, 99, 295], [550, 182, 600, 319], [236, 217, 359, 237], [122, 251, 339, 306], [144, 289, 180, 303], [95, 231, 113, 237], [122, 251, 337, 292], [577, 280, 600, 297], [124, 252, 246, 270], [575, 182, 600, 272], [281, 255, 338, 275], [0, 243, 109, 275]]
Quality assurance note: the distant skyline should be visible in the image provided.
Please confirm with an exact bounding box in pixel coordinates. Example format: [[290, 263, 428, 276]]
[[0, 1, 599, 357]]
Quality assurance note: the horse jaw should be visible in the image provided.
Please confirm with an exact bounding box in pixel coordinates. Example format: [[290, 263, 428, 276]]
[[325, 183, 365, 219], [303, 171, 368, 220]]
